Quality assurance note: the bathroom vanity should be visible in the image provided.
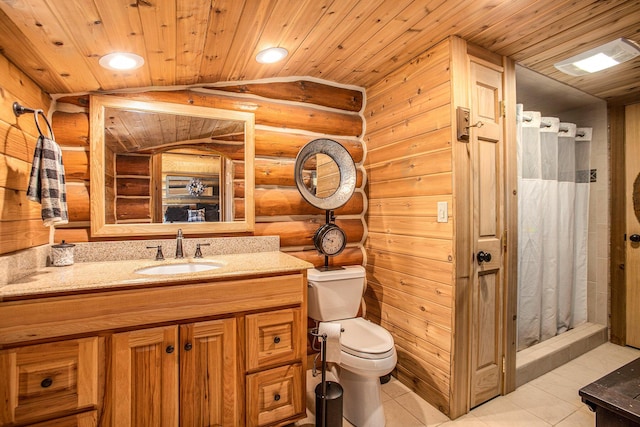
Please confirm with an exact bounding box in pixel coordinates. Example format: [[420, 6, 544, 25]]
[[0, 252, 310, 427]]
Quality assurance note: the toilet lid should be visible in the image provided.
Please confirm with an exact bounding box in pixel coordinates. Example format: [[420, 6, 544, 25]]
[[331, 318, 395, 359]]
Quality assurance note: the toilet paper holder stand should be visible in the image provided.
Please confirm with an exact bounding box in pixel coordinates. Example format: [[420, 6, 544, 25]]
[[310, 328, 344, 427], [310, 327, 344, 377]]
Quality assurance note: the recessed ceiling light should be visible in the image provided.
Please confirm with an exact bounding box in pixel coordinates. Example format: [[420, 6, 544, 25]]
[[255, 47, 288, 64], [554, 38, 640, 76], [99, 52, 145, 71]]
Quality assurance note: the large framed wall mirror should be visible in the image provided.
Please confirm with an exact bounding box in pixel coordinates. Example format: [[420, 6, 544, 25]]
[[90, 95, 255, 236]]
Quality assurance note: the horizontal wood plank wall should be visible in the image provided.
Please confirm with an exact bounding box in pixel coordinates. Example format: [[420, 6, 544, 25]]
[[0, 52, 52, 255], [52, 80, 366, 267], [363, 38, 454, 415]]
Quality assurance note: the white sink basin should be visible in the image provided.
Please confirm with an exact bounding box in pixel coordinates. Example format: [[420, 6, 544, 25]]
[[136, 262, 223, 275]]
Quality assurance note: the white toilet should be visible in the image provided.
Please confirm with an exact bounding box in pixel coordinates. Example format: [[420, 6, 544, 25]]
[[307, 265, 397, 427]]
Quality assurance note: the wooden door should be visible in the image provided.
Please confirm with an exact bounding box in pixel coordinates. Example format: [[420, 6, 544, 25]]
[[110, 326, 179, 426], [469, 59, 505, 408], [625, 103, 640, 348], [180, 318, 239, 426]]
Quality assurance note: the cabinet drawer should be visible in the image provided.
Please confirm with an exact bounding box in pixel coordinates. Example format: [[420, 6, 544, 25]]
[[246, 363, 304, 427], [246, 308, 303, 371], [0, 338, 98, 426]]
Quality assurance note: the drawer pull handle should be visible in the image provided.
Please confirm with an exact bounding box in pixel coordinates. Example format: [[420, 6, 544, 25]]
[[41, 378, 53, 388], [273, 336, 281, 344], [184, 342, 193, 351], [166, 345, 175, 354], [274, 393, 281, 402]]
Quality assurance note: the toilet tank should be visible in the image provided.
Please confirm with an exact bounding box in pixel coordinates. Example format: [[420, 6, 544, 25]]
[[307, 265, 366, 321]]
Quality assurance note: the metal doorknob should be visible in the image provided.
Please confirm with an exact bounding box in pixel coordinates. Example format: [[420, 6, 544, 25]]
[[630, 234, 640, 243], [477, 251, 492, 264]]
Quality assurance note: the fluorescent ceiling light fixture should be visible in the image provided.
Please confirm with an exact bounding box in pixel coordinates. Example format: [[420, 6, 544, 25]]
[[554, 38, 640, 76], [255, 47, 288, 64], [99, 52, 145, 71]]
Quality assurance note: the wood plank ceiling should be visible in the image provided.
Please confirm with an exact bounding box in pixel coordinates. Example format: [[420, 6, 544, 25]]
[[0, 0, 638, 103]]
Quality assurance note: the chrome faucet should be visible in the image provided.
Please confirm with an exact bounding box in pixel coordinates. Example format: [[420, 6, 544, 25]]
[[175, 229, 184, 258]]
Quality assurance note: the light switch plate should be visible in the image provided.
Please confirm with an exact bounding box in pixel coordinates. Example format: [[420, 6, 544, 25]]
[[437, 201, 448, 223]]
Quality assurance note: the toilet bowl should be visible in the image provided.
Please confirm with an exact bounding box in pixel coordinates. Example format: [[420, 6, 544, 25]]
[[307, 266, 397, 427], [329, 317, 397, 427]]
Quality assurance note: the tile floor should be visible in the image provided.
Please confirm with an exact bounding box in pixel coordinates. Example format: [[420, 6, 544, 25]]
[[295, 342, 640, 427]]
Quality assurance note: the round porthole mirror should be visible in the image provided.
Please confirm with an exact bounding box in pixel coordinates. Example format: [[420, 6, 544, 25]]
[[294, 139, 356, 210]]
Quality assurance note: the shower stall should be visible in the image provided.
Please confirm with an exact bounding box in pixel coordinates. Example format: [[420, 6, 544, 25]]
[[516, 104, 593, 351]]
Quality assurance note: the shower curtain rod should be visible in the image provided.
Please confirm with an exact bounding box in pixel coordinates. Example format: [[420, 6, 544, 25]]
[[522, 114, 585, 137]]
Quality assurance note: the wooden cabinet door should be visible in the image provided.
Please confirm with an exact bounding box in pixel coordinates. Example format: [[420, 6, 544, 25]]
[[469, 59, 505, 408], [180, 318, 239, 427], [110, 326, 178, 427]]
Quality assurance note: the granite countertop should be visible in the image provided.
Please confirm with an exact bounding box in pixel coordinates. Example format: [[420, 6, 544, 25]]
[[0, 251, 312, 300]]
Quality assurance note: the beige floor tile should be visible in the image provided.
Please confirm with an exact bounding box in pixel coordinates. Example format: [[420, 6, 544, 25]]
[[571, 342, 640, 374], [550, 359, 608, 385], [438, 413, 490, 427], [470, 396, 551, 427], [381, 376, 413, 398], [528, 371, 585, 408], [394, 392, 450, 426], [380, 388, 394, 403], [383, 399, 425, 427], [555, 406, 595, 427], [505, 383, 577, 424]]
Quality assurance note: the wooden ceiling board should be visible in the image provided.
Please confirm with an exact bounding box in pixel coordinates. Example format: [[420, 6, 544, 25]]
[[0, 7, 68, 93], [0, 0, 639, 102], [0, 0, 100, 93], [277, 0, 359, 77], [90, 0, 151, 90], [327, 0, 451, 84], [471, 0, 604, 56], [247, 0, 332, 81], [218, 0, 278, 82], [509, 3, 640, 65], [175, 0, 211, 85], [198, 0, 246, 84], [138, 0, 177, 86], [288, 0, 391, 79]]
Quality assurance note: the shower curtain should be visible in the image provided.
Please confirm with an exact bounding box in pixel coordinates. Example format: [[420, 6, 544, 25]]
[[516, 105, 592, 351]]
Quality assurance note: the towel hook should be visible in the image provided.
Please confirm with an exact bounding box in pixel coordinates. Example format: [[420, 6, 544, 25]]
[[13, 101, 55, 140]]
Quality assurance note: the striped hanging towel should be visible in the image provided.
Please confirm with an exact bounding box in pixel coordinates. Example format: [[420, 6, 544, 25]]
[[26, 135, 69, 226]]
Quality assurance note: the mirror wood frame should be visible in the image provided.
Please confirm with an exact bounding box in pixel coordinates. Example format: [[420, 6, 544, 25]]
[[90, 95, 255, 237]]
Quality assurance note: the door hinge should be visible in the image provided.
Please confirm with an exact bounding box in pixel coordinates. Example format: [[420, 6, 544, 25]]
[[502, 230, 507, 252], [499, 101, 506, 118], [502, 356, 506, 374]]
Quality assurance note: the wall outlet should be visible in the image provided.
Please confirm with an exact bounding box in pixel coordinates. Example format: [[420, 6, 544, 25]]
[[437, 201, 448, 223]]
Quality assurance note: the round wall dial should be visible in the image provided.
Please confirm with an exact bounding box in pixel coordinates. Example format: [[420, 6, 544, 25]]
[[313, 223, 346, 257]]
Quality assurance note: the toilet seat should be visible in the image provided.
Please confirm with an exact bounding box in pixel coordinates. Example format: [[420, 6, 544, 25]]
[[330, 317, 395, 360]]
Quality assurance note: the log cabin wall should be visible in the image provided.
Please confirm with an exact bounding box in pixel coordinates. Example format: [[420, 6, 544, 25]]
[[0, 52, 52, 255], [363, 38, 455, 414], [52, 80, 366, 267]]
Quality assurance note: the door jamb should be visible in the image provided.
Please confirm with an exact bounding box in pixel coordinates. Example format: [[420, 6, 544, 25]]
[[609, 105, 626, 345], [502, 56, 518, 394]]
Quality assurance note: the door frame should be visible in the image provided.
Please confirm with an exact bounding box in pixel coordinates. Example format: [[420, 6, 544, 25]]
[[609, 105, 627, 345]]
